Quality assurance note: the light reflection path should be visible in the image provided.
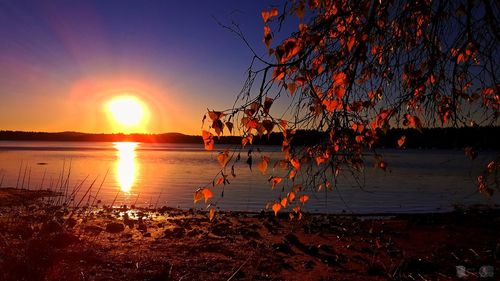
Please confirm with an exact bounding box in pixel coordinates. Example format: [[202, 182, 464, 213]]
[[114, 142, 138, 193]]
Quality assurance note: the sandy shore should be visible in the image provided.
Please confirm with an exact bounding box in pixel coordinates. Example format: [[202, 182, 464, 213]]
[[0, 188, 498, 280]]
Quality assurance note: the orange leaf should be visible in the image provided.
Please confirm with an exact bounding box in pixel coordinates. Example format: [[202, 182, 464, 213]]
[[258, 156, 270, 174], [299, 195, 309, 204], [287, 192, 295, 202], [280, 197, 287, 208], [333, 72, 347, 87], [202, 188, 213, 203], [290, 158, 301, 170], [202, 130, 214, 150], [347, 36, 355, 52], [209, 208, 215, 221], [289, 169, 297, 180], [263, 25, 272, 49], [194, 190, 204, 204], [397, 136, 406, 147], [217, 150, 229, 167], [262, 7, 278, 23], [241, 134, 253, 146], [272, 202, 281, 216], [270, 177, 282, 189], [322, 99, 341, 112], [315, 154, 329, 166]]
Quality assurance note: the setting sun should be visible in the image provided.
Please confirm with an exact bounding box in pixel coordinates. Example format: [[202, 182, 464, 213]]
[[106, 95, 149, 132]]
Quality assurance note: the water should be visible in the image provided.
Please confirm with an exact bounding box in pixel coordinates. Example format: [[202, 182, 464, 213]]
[[0, 141, 497, 214]]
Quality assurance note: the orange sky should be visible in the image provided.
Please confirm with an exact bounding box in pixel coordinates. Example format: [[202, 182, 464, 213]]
[[0, 0, 271, 135]]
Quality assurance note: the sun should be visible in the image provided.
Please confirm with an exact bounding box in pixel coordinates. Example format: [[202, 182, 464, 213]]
[[106, 95, 149, 132]]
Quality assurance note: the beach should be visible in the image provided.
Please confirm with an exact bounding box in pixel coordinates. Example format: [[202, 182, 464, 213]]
[[0, 188, 498, 281]]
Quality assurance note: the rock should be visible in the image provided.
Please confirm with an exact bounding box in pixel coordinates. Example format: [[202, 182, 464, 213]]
[[164, 227, 185, 238], [105, 222, 125, 233]]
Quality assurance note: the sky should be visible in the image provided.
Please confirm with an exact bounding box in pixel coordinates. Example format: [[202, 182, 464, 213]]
[[0, 0, 281, 135]]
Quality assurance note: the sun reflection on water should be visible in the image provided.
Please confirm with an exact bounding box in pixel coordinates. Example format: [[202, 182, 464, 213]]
[[114, 142, 138, 193]]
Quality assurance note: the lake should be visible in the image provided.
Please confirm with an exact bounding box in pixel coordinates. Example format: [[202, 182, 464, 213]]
[[0, 141, 497, 214]]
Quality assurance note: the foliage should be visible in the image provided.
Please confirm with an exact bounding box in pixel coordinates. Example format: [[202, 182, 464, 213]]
[[198, 0, 500, 216]]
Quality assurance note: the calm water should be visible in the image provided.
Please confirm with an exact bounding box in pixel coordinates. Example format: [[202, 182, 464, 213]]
[[0, 141, 497, 214]]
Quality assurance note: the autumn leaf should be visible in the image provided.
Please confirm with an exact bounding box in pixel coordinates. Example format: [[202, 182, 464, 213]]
[[217, 150, 229, 167], [212, 119, 224, 137], [202, 188, 213, 203], [403, 114, 422, 129], [287, 192, 295, 202], [272, 202, 281, 216], [316, 154, 329, 165], [263, 25, 272, 49], [269, 177, 282, 189], [322, 99, 341, 112], [280, 197, 287, 208], [202, 130, 214, 150], [194, 190, 204, 204], [242, 135, 253, 146], [262, 7, 278, 23], [263, 97, 274, 114], [289, 169, 297, 180], [208, 111, 224, 121], [290, 157, 301, 170], [397, 136, 406, 147], [272, 67, 285, 80], [258, 155, 270, 174], [261, 119, 274, 135], [209, 208, 215, 221], [347, 36, 355, 52], [299, 195, 309, 204], [333, 72, 347, 87]]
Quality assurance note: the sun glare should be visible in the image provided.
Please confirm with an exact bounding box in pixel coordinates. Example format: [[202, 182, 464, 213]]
[[115, 142, 138, 193], [106, 95, 149, 132]]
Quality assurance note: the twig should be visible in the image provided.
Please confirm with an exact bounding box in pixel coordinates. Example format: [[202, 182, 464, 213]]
[[227, 255, 252, 281]]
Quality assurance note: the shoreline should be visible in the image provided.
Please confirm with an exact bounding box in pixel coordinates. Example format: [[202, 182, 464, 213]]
[[0, 188, 498, 280]]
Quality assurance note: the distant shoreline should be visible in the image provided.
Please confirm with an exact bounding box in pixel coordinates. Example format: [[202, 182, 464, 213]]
[[1, 127, 500, 149]]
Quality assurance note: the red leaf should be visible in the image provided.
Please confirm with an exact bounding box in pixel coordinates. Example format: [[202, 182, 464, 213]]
[[299, 195, 309, 204]]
